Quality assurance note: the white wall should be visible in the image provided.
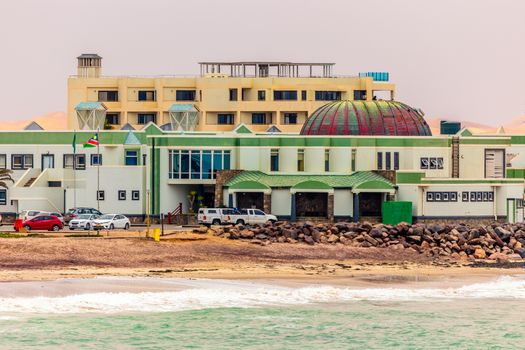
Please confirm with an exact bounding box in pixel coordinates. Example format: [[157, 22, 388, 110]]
[[271, 189, 291, 216], [334, 189, 353, 217]]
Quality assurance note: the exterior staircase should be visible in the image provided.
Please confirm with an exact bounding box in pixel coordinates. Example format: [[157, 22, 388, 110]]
[[24, 177, 37, 187], [452, 136, 460, 178]]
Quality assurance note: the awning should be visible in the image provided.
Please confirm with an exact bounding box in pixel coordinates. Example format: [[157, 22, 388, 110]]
[[225, 171, 395, 194]]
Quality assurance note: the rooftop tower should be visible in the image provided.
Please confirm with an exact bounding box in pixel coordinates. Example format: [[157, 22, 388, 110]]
[[77, 54, 102, 78]]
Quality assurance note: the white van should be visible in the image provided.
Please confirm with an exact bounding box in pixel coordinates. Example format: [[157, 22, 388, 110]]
[[226, 208, 278, 225]]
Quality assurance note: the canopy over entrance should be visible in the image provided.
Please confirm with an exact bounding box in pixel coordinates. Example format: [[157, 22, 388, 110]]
[[75, 102, 107, 130], [225, 171, 395, 194], [169, 104, 199, 132]]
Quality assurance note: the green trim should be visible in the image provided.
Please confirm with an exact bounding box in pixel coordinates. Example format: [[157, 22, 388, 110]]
[[459, 138, 510, 145], [421, 179, 523, 184], [225, 171, 394, 191], [507, 169, 525, 179], [234, 124, 253, 134], [396, 172, 424, 184]]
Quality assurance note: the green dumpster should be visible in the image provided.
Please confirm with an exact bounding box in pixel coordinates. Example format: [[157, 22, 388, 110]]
[[382, 201, 412, 225]]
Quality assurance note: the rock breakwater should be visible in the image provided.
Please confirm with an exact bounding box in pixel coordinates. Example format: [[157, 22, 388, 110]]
[[205, 221, 525, 261]]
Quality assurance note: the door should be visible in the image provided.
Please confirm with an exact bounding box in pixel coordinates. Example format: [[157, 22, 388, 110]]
[[42, 155, 55, 169], [251, 209, 267, 224]]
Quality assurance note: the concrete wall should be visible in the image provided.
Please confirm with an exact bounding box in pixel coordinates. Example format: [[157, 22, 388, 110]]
[[271, 189, 291, 216]]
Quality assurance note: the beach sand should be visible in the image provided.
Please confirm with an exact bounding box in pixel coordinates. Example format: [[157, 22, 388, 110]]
[[0, 232, 523, 290]]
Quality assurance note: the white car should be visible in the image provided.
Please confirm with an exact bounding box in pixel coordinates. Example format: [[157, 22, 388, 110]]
[[93, 214, 130, 230], [68, 214, 100, 230], [19, 210, 44, 221]]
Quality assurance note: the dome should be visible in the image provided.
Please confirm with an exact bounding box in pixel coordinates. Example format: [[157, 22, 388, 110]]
[[300, 100, 432, 136]]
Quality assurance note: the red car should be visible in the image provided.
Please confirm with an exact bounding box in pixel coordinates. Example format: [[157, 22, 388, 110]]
[[18, 215, 63, 232]]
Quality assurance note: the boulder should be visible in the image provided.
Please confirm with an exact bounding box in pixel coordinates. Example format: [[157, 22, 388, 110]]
[[473, 248, 486, 259]]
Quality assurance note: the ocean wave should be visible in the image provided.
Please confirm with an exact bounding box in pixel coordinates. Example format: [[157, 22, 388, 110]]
[[0, 276, 524, 314]]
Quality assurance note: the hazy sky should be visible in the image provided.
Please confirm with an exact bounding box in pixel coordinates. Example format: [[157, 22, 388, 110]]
[[0, 0, 523, 125]]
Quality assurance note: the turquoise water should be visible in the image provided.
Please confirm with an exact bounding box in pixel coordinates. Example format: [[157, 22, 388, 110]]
[[1, 300, 524, 349]]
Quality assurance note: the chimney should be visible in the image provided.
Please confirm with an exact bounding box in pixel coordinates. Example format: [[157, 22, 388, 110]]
[[77, 53, 102, 78]]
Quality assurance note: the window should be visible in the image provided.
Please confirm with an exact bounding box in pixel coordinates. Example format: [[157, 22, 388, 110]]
[[125, 150, 139, 166], [273, 90, 297, 101], [421, 157, 443, 170], [0, 189, 5, 205], [98, 90, 118, 102], [252, 113, 268, 124], [137, 113, 156, 124], [394, 152, 399, 170], [132, 190, 140, 200], [270, 149, 279, 171], [385, 152, 391, 170], [91, 154, 102, 166], [426, 192, 434, 202], [64, 154, 85, 170], [169, 149, 231, 179], [97, 190, 105, 201], [325, 149, 330, 172], [258, 90, 266, 101], [12, 154, 33, 170], [485, 149, 505, 178], [217, 114, 234, 125], [297, 149, 305, 172], [315, 91, 342, 101], [138, 90, 156, 101], [176, 90, 196, 101], [105, 113, 120, 125], [118, 190, 126, 201], [229, 89, 238, 101], [301, 90, 307, 100], [283, 113, 297, 125], [0, 154, 6, 169], [377, 152, 383, 170], [462, 192, 469, 202], [354, 90, 366, 100], [48, 181, 61, 187]]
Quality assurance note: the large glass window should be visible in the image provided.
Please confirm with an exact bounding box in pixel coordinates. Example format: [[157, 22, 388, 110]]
[[385, 152, 391, 170], [0, 189, 5, 205], [315, 91, 342, 101], [176, 90, 196, 101], [169, 150, 232, 179], [270, 149, 279, 171], [98, 90, 118, 102], [125, 150, 139, 166], [394, 152, 399, 170], [138, 90, 156, 101], [273, 90, 297, 101]]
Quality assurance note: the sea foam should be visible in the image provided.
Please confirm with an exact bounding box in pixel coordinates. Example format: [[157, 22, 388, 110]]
[[0, 276, 524, 314]]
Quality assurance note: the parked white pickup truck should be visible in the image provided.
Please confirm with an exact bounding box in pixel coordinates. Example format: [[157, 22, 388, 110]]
[[197, 208, 277, 226], [226, 208, 277, 225], [197, 208, 237, 225]]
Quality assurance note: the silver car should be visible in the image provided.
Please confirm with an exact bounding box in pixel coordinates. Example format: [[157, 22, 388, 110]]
[[68, 214, 100, 230]]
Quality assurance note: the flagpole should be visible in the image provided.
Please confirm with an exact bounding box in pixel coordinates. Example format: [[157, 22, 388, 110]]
[[73, 130, 77, 209], [97, 129, 100, 211]]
